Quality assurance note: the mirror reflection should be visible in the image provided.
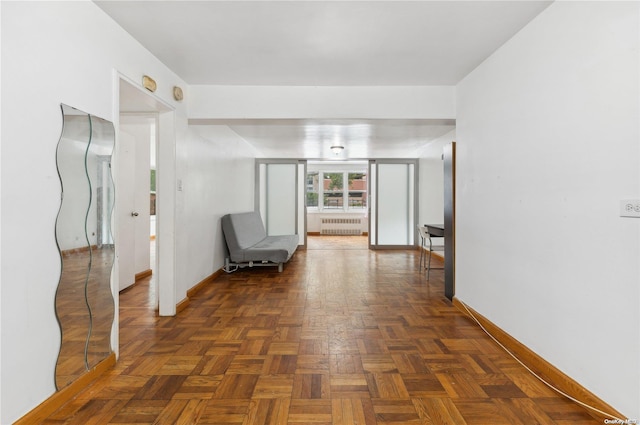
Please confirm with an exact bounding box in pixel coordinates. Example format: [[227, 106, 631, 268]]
[[54, 104, 115, 389]]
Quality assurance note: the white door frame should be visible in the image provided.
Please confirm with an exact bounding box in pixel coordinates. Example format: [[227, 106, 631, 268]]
[[112, 71, 177, 356]]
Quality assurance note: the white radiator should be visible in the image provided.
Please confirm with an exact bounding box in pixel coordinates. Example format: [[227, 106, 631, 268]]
[[320, 218, 362, 235]]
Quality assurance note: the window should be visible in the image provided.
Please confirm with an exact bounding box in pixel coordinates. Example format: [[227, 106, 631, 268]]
[[150, 169, 156, 216], [348, 172, 367, 209], [306, 172, 319, 207], [323, 172, 344, 209], [306, 170, 367, 211]]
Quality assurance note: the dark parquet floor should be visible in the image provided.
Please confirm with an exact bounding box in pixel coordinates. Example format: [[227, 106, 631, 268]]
[[41, 236, 600, 424]]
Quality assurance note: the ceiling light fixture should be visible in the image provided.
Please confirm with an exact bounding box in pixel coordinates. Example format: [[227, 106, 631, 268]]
[[330, 145, 344, 155]]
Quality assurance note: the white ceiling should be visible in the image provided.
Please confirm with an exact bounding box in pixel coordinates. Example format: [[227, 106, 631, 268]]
[[102, 1, 552, 158], [192, 118, 456, 158], [96, 0, 551, 86]]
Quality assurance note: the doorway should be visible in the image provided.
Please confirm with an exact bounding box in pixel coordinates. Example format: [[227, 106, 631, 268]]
[[116, 76, 177, 329], [305, 160, 369, 250], [118, 114, 155, 292]]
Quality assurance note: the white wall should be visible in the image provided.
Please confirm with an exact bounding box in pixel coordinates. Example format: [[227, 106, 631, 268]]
[[307, 214, 369, 234], [456, 1, 639, 418], [190, 85, 456, 119], [418, 129, 455, 227], [0, 2, 189, 422], [175, 125, 256, 301]]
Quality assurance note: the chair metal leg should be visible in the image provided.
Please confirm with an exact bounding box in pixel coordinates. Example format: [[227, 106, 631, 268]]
[[427, 236, 432, 280]]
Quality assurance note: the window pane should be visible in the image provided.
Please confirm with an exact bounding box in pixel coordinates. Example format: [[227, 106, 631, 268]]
[[348, 191, 366, 208], [306, 172, 319, 207], [377, 163, 412, 245], [307, 192, 319, 207], [323, 172, 343, 209], [324, 173, 343, 191], [307, 172, 319, 191], [348, 173, 367, 209], [323, 193, 343, 208], [150, 169, 156, 215], [348, 173, 365, 190]]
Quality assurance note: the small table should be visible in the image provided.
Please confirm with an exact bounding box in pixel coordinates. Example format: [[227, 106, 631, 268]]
[[425, 224, 444, 237]]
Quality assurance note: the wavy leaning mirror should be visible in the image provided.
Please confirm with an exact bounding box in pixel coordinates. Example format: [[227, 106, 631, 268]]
[[54, 104, 115, 390]]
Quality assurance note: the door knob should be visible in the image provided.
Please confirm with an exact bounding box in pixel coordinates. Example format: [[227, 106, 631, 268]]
[[131, 212, 139, 217]]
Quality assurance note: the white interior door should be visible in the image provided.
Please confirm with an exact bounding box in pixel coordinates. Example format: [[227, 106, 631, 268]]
[[116, 131, 136, 290], [369, 160, 418, 248], [130, 117, 153, 275], [118, 115, 154, 289]]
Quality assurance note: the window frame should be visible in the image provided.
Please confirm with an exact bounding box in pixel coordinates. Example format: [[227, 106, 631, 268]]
[[306, 170, 367, 212]]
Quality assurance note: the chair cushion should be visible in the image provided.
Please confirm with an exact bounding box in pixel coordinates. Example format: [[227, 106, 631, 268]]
[[235, 234, 299, 263], [221, 212, 298, 264]]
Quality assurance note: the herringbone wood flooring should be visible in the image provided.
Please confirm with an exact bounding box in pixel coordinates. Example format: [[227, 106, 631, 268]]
[[42, 236, 599, 424]]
